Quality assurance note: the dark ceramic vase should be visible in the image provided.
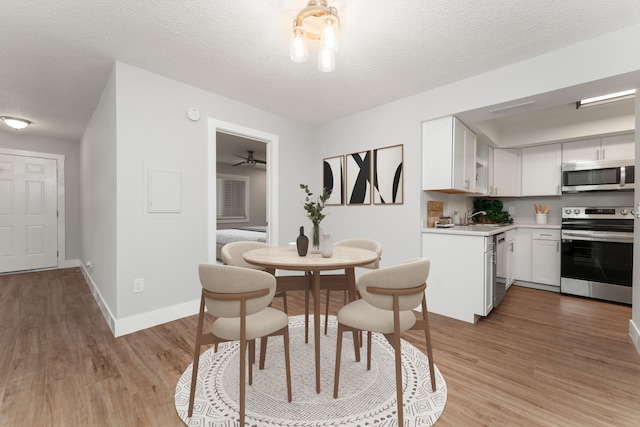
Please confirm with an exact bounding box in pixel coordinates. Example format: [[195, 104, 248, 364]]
[[296, 226, 309, 256]]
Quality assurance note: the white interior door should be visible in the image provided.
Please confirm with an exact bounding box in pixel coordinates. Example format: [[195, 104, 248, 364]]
[[0, 153, 58, 273]]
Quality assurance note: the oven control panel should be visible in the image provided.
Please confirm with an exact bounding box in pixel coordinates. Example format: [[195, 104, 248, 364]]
[[562, 207, 634, 220]]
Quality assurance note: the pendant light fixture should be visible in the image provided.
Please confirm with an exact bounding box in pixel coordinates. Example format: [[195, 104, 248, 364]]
[[1, 116, 32, 130], [290, 0, 340, 72]]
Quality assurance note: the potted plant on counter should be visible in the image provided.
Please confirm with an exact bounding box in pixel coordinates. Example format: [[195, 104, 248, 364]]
[[472, 199, 513, 224]]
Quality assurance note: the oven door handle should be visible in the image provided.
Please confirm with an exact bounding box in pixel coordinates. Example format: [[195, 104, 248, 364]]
[[561, 230, 634, 244]]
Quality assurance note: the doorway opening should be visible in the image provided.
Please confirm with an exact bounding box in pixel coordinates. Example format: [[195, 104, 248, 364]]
[[207, 119, 279, 264]]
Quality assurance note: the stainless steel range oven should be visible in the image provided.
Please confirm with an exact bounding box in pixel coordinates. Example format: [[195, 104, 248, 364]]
[[561, 207, 633, 304]]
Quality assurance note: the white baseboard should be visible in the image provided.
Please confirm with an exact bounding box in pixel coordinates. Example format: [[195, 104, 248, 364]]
[[79, 264, 199, 337], [80, 264, 116, 335], [630, 319, 640, 354], [114, 298, 200, 337]]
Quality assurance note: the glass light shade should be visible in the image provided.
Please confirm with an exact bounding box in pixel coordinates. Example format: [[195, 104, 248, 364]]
[[290, 27, 308, 62], [1, 117, 31, 130], [321, 15, 339, 51], [318, 45, 335, 72]]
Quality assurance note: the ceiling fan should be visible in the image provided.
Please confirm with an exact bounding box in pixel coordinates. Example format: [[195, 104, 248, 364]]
[[233, 150, 266, 166]]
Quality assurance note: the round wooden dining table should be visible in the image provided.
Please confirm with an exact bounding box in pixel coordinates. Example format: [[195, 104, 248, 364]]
[[243, 245, 379, 394]]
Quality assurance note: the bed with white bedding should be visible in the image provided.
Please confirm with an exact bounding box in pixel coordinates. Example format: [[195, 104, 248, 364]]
[[216, 226, 267, 260]]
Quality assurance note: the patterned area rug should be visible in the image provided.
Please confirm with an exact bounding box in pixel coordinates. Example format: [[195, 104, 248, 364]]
[[175, 315, 447, 426]]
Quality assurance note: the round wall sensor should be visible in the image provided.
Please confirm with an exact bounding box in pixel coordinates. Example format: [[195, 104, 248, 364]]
[[187, 108, 200, 121]]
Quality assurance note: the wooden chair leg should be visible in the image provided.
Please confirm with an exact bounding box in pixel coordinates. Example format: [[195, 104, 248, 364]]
[[333, 323, 344, 398], [188, 296, 206, 418], [422, 297, 437, 392], [248, 340, 254, 385], [259, 336, 268, 370], [390, 332, 404, 427], [282, 291, 288, 313], [367, 331, 372, 370], [304, 288, 310, 344], [283, 328, 293, 402], [239, 337, 247, 426], [324, 289, 331, 335]]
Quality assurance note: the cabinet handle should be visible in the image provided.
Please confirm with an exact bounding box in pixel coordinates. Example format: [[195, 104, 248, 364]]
[[557, 184, 560, 195], [557, 242, 560, 252], [596, 149, 600, 160], [602, 148, 605, 159], [464, 179, 470, 189]]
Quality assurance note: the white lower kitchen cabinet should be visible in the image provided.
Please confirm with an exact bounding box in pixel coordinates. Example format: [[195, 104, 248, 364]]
[[515, 227, 561, 289], [531, 230, 561, 286], [514, 228, 533, 282], [505, 229, 516, 288], [422, 232, 491, 323]]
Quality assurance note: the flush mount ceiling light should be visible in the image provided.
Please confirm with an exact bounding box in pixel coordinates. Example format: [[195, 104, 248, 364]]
[[290, 0, 340, 72], [1, 116, 32, 130], [576, 89, 636, 108]]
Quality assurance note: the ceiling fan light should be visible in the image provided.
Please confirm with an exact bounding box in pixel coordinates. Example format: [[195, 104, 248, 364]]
[[1, 116, 31, 130]]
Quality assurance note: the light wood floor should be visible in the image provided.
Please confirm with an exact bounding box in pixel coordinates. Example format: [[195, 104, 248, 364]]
[[1, 268, 639, 426]]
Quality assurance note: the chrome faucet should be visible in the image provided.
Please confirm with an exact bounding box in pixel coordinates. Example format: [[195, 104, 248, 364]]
[[465, 210, 487, 225]]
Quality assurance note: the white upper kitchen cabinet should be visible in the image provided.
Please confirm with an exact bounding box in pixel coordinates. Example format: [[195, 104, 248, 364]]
[[423, 116, 477, 193], [490, 148, 520, 197], [521, 143, 562, 196], [562, 133, 634, 163]]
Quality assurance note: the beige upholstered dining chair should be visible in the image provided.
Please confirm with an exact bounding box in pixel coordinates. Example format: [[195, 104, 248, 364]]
[[332, 258, 436, 426], [323, 238, 382, 334], [221, 240, 310, 363], [187, 264, 292, 425], [221, 241, 290, 308]]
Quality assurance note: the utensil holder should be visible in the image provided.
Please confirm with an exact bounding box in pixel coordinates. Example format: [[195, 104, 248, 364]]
[[536, 214, 548, 225]]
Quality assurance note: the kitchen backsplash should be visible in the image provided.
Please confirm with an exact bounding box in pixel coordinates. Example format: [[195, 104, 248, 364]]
[[426, 190, 634, 226]]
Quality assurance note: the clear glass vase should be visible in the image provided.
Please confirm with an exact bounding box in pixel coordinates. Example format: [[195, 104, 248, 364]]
[[310, 223, 321, 253]]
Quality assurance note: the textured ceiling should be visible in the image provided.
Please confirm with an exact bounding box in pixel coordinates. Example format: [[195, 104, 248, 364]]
[[2, 1, 640, 140]]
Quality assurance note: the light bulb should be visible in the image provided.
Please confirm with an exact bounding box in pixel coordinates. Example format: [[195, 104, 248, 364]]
[[318, 45, 335, 72], [290, 26, 308, 63], [321, 15, 339, 51]]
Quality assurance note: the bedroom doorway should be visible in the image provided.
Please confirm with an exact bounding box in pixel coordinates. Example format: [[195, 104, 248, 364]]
[[208, 119, 279, 264]]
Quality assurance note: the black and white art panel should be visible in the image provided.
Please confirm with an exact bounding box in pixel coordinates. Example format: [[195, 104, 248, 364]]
[[373, 144, 403, 204], [323, 155, 344, 205], [346, 150, 371, 205]]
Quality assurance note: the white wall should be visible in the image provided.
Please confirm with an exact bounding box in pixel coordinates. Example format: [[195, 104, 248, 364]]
[[91, 62, 314, 334], [81, 66, 118, 315], [0, 130, 81, 262]]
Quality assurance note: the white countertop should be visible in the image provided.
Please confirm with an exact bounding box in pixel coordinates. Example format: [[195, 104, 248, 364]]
[[422, 221, 560, 236]]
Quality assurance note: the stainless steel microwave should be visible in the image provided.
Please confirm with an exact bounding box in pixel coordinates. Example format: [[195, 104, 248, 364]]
[[561, 158, 635, 192]]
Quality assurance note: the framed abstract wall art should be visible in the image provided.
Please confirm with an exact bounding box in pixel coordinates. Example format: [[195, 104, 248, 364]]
[[346, 150, 372, 205], [323, 155, 344, 205], [373, 144, 403, 205]]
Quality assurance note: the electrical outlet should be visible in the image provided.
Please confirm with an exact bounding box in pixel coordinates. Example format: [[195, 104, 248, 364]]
[[134, 278, 144, 293], [508, 207, 515, 216]]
